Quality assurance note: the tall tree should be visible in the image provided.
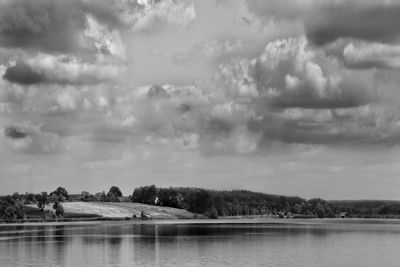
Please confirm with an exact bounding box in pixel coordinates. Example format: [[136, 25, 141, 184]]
[[37, 192, 49, 211], [108, 186, 123, 197], [51, 187, 69, 202], [53, 201, 64, 217]]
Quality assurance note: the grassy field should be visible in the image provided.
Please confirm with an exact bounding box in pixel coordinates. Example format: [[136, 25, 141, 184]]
[[26, 202, 195, 219]]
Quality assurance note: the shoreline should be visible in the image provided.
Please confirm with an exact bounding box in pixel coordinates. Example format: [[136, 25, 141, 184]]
[[2, 216, 400, 227]]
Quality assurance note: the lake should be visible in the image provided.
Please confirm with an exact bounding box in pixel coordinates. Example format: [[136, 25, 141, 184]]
[[1, 219, 400, 266]]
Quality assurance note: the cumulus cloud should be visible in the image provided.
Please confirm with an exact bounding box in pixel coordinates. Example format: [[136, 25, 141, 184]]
[[0, 0, 98, 54], [0, 0, 195, 55], [125, 0, 196, 32], [343, 42, 400, 70], [1, 122, 61, 153], [84, 14, 126, 59], [218, 37, 375, 109], [210, 36, 400, 146], [0, 0, 398, 153], [1, 0, 400, 198]]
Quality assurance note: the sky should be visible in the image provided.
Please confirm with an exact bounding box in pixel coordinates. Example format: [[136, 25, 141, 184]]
[[1, 0, 400, 200]]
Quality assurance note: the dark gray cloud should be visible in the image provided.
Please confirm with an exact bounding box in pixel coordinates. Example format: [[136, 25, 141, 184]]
[[245, 1, 400, 47], [265, 76, 375, 109], [4, 126, 27, 139], [0, 0, 123, 55], [147, 85, 171, 99], [2, 56, 121, 85], [0, 0, 88, 54], [205, 118, 234, 137], [305, 4, 400, 46], [2, 61, 45, 85], [246, 110, 378, 146], [1, 123, 61, 154]]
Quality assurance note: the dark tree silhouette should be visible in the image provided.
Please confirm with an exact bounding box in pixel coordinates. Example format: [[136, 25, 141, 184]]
[[37, 192, 49, 211], [50, 187, 69, 202], [108, 186, 123, 197]]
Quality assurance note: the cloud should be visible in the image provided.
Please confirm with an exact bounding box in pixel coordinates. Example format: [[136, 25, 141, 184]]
[[0, 0, 193, 56], [0, 0, 397, 155], [0, 0, 94, 54], [210, 36, 400, 146], [245, 0, 400, 47], [245, 0, 316, 21], [305, 3, 400, 46], [4, 126, 27, 139], [173, 39, 260, 65], [343, 42, 400, 70], [126, 0, 196, 33], [2, 61, 45, 85], [1, 122, 61, 153], [84, 14, 126, 59], [218, 37, 376, 109], [2, 54, 122, 85]]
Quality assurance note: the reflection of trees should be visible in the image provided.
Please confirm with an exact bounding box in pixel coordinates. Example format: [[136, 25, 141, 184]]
[[53, 225, 67, 265], [108, 236, 122, 245], [104, 226, 123, 266], [53, 225, 65, 242]]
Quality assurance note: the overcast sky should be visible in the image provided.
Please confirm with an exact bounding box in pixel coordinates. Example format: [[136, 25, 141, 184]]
[[1, 0, 400, 199]]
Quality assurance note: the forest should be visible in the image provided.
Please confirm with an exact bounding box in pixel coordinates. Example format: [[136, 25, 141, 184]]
[[1, 185, 400, 221]]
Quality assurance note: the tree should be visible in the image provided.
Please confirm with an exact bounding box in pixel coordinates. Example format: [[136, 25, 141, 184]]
[[80, 191, 97, 202], [132, 185, 158, 204], [3, 206, 16, 222], [25, 193, 37, 204], [315, 203, 326, 218], [293, 203, 302, 214], [14, 201, 25, 219], [37, 192, 49, 211], [158, 188, 184, 208], [51, 187, 69, 202], [106, 191, 120, 202], [108, 186, 123, 197], [131, 187, 143, 202], [206, 206, 219, 219], [12, 192, 20, 200], [99, 191, 107, 202], [188, 189, 210, 214], [53, 201, 64, 217]]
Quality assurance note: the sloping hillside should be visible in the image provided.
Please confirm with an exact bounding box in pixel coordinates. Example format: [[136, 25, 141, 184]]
[[29, 202, 195, 219]]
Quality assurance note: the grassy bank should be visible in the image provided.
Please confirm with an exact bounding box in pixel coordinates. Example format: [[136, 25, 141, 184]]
[[19, 201, 195, 222]]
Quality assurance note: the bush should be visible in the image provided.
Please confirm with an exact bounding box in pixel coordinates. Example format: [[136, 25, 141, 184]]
[[206, 206, 219, 219]]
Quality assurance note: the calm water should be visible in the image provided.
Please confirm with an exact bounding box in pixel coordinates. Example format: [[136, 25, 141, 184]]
[[1, 219, 400, 267]]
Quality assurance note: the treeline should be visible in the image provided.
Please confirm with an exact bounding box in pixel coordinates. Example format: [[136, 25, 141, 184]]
[[0, 186, 126, 221], [329, 200, 400, 219], [2, 185, 400, 221], [131, 186, 400, 219], [0, 187, 69, 222], [132, 186, 326, 218]]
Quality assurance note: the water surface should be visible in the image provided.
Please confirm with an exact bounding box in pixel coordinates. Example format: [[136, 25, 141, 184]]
[[1, 219, 400, 266]]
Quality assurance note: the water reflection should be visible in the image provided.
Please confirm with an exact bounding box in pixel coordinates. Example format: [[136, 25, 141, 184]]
[[0, 221, 399, 266]]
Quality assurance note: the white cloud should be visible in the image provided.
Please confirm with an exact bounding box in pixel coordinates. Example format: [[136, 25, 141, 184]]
[[125, 0, 196, 32], [84, 14, 126, 59], [218, 37, 375, 109], [343, 41, 400, 69]]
